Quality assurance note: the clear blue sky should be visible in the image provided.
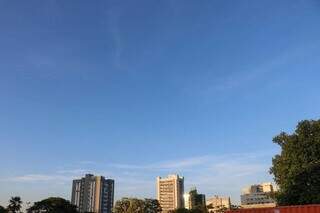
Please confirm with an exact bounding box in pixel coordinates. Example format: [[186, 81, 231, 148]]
[[1, 0, 320, 207]]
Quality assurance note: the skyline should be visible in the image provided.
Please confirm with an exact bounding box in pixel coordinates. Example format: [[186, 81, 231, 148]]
[[1, 151, 276, 204], [1, 0, 320, 208]]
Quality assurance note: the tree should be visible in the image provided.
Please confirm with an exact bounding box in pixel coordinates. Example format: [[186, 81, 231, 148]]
[[190, 204, 207, 213], [189, 208, 205, 213], [213, 205, 227, 213], [230, 205, 241, 210], [0, 206, 7, 213], [144, 199, 161, 213], [168, 208, 190, 213], [114, 198, 145, 213], [7, 197, 22, 213], [169, 208, 208, 213], [114, 198, 162, 213], [27, 197, 78, 213], [270, 119, 320, 205], [207, 204, 227, 213]]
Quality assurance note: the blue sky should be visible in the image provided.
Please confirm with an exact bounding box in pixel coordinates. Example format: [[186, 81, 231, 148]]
[[1, 0, 320, 207]]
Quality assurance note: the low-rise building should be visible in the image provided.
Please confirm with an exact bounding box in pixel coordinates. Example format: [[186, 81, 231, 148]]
[[240, 182, 276, 209], [206, 195, 231, 213]]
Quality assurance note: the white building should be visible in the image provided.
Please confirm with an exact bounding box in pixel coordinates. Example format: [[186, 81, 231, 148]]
[[184, 193, 191, 209], [206, 196, 231, 213], [241, 182, 276, 209], [157, 174, 184, 212]]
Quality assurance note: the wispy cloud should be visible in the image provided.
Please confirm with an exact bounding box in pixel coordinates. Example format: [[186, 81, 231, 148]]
[[57, 169, 91, 175], [79, 160, 98, 165], [208, 42, 320, 93], [211, 55, 286, 92], [109, 151, 272, 172], [105, 6, 125, 70], [108, 152, 274, 202], [109, 155, 211, 170], [1, 174, 72, 183], [1, 151, 276, 203]]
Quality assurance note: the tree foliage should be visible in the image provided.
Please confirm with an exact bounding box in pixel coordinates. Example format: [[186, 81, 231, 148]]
[[207, 204, 228, 213], [7, 197, 22, 213], [114, 198, 161, 213], [169, 207, 207, 213], [230, 205, 241, 210], [168, 208, 190, 213], [114, 198, 144, 213], [0, 206, 7, 213], [27, 197, 78, 213], [144, 199, 161, 213], [270, 119, 320, 205]]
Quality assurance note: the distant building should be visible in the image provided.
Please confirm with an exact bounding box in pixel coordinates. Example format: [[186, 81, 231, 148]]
[[184, 193, 190, 209], [240, 182, 276, 209], [206, 196, 231, 213], [157, 174, 184, 212], [71, 174, 114, 213], [184, 188, 206, 210]]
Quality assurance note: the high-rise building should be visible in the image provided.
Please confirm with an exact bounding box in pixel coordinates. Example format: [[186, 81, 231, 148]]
[[240, 182, 276, 209], [206, 195, 231, 213], [156, 174, 184, 212], [184, 188, 206, 210], [71, 174, 114, 213]]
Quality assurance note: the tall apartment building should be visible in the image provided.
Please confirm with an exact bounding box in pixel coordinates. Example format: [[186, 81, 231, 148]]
[[184, 188, 206, 210], [206, 195, 231, 213], [157, 174, 184, 212], [241, 182, 276, 209], [71, 174, 114, 213]]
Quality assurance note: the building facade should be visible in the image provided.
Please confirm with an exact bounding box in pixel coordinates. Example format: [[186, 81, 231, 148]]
[[71, 174, 114, 213], [184, 188, 206, 210], [157, 174, 184, 212], [240, 182, 276, 209], [206, 195, 231, 213]]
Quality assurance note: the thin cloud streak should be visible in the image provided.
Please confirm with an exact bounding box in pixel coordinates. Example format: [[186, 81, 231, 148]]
[[1, 151, 275, 203], [1, 174, 74, 183], [207, 42, 320, 94], [109, 155, 212, 170], [108, 151, 273, 171], [105, 6, 125, 70]]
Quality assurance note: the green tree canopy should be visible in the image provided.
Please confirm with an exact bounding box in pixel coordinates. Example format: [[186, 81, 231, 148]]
[[114, 198, 161, 213], [169, 207, 208, 213], [7, 197, 22, 213], [27, 197, 78, 213], [0, 205, 7, 213], [206, 205, 227, 213], [114, 198, 145, 213], [144, 199, 161, 213], [270, 119, 320, 205], [168, 208, 190, 213], [230, 205, 241, 210]]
